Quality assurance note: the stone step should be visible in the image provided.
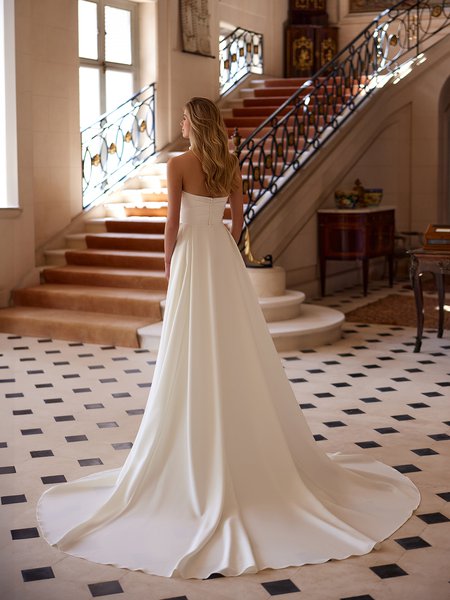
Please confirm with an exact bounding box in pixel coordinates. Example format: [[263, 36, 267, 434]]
[[0, 306, 154, 347], [42, 265, 167, 291], [137, 304, 344, 353], [65, 249, 165, 270], [13, 284, 165, 319], [259, 290, 305, 322], [84, 232, 165, 252]]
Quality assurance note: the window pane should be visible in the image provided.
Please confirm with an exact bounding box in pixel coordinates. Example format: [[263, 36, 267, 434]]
[[105, 6, 132, 65], [78, 0, 98, 60], [79, 66, 101, 128], [105, 69, 133, 113]]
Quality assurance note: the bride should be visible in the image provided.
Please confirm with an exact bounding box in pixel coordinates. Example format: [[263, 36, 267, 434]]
[[36, 97, 420, 579]]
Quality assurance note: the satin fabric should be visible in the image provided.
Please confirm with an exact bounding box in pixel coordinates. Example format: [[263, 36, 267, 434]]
[[36, 191, 420, 579]]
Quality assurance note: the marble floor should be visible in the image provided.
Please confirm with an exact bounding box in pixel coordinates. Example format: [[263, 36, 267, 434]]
[[0, 282, 449, 600]]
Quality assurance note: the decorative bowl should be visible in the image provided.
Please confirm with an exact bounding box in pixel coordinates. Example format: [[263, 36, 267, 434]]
[[363, 188, 383, 207], [334, 191, 360, 209]]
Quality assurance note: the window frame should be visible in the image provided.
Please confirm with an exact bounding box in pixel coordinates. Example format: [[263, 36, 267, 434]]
[[78, 0, 139, 124]]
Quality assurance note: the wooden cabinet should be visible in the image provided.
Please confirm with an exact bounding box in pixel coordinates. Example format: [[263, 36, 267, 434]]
[[285, 25, 338, 77], [317, 207, 395, 296]]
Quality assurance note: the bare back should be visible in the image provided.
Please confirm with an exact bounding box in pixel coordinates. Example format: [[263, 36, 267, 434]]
[[178, 150, 226, 198]]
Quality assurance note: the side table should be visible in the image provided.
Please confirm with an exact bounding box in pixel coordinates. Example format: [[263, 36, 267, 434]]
[[317, 207, 395, 296], [409, 248, 450, 352]]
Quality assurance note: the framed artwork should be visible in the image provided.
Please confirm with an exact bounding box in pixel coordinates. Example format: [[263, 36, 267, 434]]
[[180, 0, 214, 57], [349, 1, 397, 13]]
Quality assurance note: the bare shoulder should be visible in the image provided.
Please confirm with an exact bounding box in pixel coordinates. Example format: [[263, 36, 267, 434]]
[[167, 150, 196, 173]]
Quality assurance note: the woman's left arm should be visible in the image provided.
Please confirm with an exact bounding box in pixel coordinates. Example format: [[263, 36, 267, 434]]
[[165, 157, 183, 279]]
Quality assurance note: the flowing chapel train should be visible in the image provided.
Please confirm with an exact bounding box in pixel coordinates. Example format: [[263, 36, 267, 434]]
[[36, 191, 420, 578], [37, 99, 420, 580]]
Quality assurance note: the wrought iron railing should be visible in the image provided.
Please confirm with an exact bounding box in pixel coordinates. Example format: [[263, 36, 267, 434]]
[[81, 83, 156, 208], [235, 0, 449, 226], [219, 28, 263, 95]]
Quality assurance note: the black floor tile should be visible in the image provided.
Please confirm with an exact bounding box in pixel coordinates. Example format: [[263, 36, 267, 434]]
[[375, 427, 399, 434], [323, 421, 347, 428], [11, 527, 40, 540], [417, 512, 450, 524], [112, 442, 133, 450], [300, 403, 316, 409], [85, 403, 105, 409], [79, 458, 103, 467], [261, 578, 300, 595], [360, 397, 381, 403], [395, 536, 431, 550], [0, 466, 16, 474], [356, 441, 381, 449], [343, 408, 365, 415], [370, 563, 408, 579], [437, 492, 450, 502], [54, 415, 75, 422], [1, 494, 26, 504], [66, 435, 88, 442], [313, 434, 327, 441], [408, 402, 430, 409], [44, 397, 63, 404], [21, 428, 43, 435], [428, 433, 450, 441], [289, 378, 308, 383], [393, 464, 421, 474], [97, 421, 119, 428], [30, 450, 54, 458], [314, 392, 335, 398], [341, 595, 375, 600], [411, 448, 438, 456], [88, 580, 124, 597], [21, 566, 55, 582], [41, 475, 67, 484], [392, 414, 415, 421]]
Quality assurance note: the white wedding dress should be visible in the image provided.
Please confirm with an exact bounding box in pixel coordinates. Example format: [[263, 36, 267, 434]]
[[36, 191, 420, 579]]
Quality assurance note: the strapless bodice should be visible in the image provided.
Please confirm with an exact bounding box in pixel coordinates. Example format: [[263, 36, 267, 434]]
[[180, 191, 228, 225]]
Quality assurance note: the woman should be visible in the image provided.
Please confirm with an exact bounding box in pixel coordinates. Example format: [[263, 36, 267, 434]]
[[37, 97, 420, 579]]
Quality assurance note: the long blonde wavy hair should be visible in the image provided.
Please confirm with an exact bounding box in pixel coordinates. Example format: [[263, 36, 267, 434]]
[[185, 97, 239, 196]]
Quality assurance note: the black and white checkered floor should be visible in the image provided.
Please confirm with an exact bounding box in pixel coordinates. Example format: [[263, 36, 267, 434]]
[[1, 283, 449, 600]]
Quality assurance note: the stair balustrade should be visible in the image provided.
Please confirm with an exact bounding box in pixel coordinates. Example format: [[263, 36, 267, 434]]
[[220, 28, 263, 95], [235, 0, 449, 227], [81, 83, 156, 209]]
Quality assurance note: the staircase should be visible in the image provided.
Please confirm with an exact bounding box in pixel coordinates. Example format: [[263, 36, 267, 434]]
[[0, 164, 170, 347], [0, 79, 345, 349]]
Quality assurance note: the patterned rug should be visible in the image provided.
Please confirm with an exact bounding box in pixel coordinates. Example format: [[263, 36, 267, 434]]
[[345, 293, 450, 329]]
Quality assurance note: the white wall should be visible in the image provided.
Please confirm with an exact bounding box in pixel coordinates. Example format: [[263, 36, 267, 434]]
[[155, 0, 289, 148], [0, 0, 81, 307]]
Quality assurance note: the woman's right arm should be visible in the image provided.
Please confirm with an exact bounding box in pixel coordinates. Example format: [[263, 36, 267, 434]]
[[229, 165, 244, 244]]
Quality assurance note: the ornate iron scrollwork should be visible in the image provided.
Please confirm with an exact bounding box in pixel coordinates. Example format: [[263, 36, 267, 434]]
[[219, 27, 263, 95], [235, 0, 449, 231], [81, 83, 156, 209]]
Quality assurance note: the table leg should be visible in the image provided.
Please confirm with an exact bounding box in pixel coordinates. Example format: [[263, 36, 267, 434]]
[[412, 273, 424, 352], [362, 258, 369, 296], [434, 272, 445, 338]]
